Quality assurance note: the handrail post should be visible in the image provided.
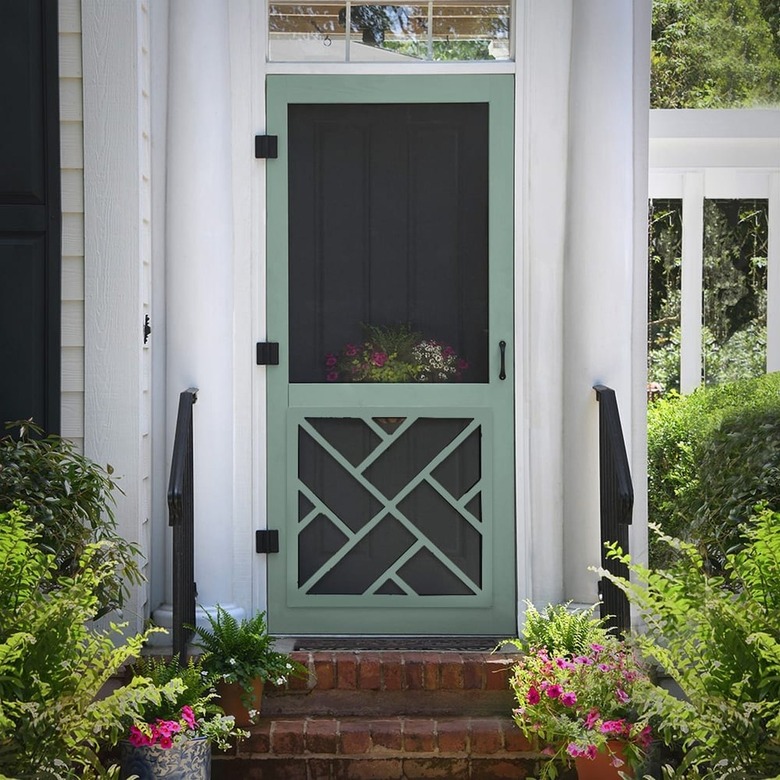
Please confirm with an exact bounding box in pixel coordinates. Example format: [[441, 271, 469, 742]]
[[593, 385, 633, 635], [168, 387, 198, 664]]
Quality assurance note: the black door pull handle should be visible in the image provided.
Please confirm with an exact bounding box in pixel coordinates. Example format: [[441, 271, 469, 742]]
[[499, 340, 506, 380]]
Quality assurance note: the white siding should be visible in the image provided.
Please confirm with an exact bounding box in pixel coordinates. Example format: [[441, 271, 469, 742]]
[[59, 0, 84, 452]]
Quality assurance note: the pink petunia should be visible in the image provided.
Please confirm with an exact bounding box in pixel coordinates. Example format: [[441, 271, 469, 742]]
[[615, 688, 630, 704], [159, 735, 173, 749], [325, 354, 337, 367], [561, 691, 577, 707], [326, 371, 339, 382], [371, 351, 387, 367], [128, 725, 151, 747], [567, 743, 583, 758], [585, 744, 598, 760], [526, 686, 541, 705], [345, 344, 357, 356], [546, 684, 562, 699], [181, 705, 197, 730], [583, 709, 600, 729]]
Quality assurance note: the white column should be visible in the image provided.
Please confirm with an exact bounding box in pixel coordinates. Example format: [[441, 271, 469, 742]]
[[153, 0, 243, 635], [562, 1, 651, 604], [518, 0, 573, 613], [767, 173, 780, 373], [680, 173, 704, 392]]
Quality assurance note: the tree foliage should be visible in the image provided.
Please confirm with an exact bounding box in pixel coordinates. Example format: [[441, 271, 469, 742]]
[[651, 0, 780, 108]]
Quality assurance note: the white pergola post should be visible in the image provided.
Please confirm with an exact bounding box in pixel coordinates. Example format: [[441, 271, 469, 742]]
[[153, 0, 243, 634], [562, 1, 650, 604]]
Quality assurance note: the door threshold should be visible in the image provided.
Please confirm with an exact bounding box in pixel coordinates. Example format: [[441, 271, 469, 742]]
[[289, 636, 509, 652]]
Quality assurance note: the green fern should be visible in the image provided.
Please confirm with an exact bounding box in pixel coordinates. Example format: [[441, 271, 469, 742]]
[[191, 606, 305, 703], [508, 601, 613, 657]]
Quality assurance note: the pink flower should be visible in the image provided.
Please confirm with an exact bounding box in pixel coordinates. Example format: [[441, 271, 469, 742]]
[[159, 735, 173, 749], [567, 743, 583, 757], [345, 344, 357, 356], [584, 709, 600, 729], [601, 719, 629, 736], [591, 643, 604, 653], [325, 354, 337, 367], [128, 725, 150, 747], [574, 655, 592, 665], [526, 686, 541, 705], [181, 706, 197, 730], [637, 724, 653, 748], [615, 688, 630, 704], [546, 684, 562, 699], [371, 351, 387, 367], [561, 691, 577, 707], [610, 754, 625, 768], [326, 371, 339, 382], [598, 663, 611, 672], [585, 744, 598, 760], [541, 746, 555, 757]]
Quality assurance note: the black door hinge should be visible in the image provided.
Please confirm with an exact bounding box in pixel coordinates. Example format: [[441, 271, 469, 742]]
[[256, 342, 279, 365], [255, 135, 278, 159], [256, 529, 280, 554]]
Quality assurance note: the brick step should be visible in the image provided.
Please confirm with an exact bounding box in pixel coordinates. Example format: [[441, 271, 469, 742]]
[[212, 715, 543, 779], [265, 651, 517, 718]]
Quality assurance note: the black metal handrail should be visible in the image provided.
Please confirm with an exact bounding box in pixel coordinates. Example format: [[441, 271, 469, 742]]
[[168, 387, 198, 663], [593, 384, 633, 635]]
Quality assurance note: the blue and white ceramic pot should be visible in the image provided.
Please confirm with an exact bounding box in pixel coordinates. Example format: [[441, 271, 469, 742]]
[[119, 737, 211, 780]]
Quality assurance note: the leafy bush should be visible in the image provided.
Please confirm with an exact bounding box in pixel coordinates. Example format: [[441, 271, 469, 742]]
[[602, 508, 780, 779], [647, 372, 780, 569], [0, 507, 166, 779], [0, 421, 141, 615]]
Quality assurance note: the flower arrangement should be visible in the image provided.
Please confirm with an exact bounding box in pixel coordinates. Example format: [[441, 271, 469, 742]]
[[509, 640, 653, 779], [126, 656, 248, 752], [324, 323, 468, 383]]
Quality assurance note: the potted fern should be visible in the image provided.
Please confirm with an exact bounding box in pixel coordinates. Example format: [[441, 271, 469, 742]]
[[192, 606, 305, 725]]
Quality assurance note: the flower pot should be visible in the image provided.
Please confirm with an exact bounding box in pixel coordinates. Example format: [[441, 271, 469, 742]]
[[119, 737, 210, 780], [215, 678, 264, 726], [575, 741, 633, 780]]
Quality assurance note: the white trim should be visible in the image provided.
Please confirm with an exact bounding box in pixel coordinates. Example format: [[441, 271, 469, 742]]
[[82, 0, 151, 634], [264, 61, 516, 75]]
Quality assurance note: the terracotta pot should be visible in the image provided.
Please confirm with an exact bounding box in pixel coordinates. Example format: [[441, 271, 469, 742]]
[[119, 737, 210, 779], [575, 741, 633, 780], [215, 678, 264, 726]]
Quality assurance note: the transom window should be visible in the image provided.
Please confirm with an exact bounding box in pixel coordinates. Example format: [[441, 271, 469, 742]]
[[268, 1, 511, 62]]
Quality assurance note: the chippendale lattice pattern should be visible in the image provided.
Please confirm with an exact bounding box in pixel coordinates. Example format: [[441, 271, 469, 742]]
[[296, 416, 484, 598]]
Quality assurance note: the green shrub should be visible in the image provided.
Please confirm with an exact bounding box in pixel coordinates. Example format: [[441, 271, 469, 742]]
[[603, 507, 780, 779], [0, 421, 141, 615], [0, 507, 167, 779], [647, 372, 780, 569]]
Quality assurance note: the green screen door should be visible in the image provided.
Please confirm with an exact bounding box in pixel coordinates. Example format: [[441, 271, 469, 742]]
[[266, 75, 516, 635]]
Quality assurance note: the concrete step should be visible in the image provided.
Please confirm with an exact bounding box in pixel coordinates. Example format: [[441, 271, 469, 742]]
[[211, 650, 551, 779]]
